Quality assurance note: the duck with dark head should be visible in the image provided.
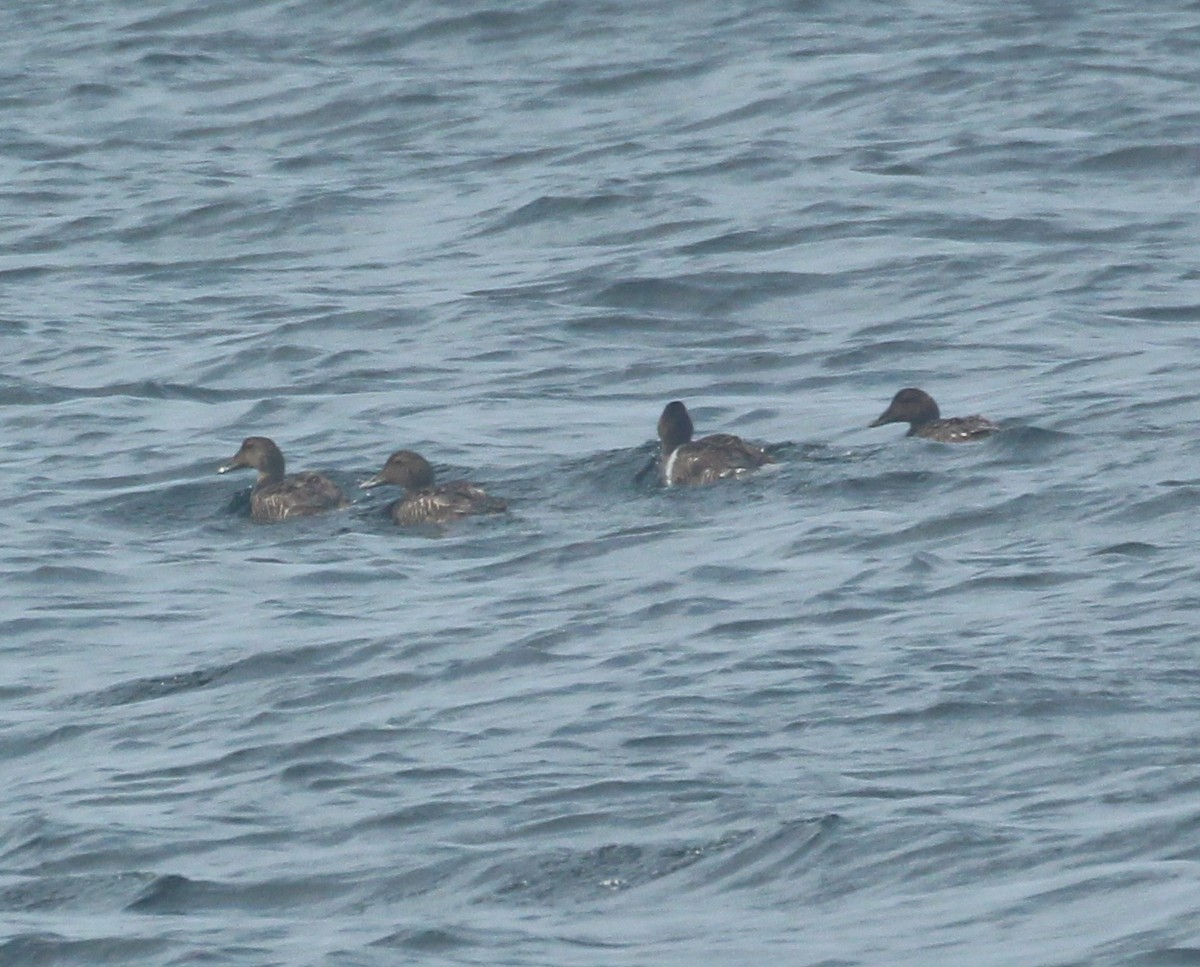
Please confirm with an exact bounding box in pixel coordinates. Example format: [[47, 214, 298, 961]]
[[218, 436, 348, 520], [360, 450, 507, 526], [869, 388, 998, 443], [657, 400, 774, 486]]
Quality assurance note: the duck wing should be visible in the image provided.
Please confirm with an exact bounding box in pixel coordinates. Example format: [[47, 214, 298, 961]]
[[666, 434, 773, 485], [393, 481, 507, 525], [252, 472, 347, 520], [915, 416, 999, 443]]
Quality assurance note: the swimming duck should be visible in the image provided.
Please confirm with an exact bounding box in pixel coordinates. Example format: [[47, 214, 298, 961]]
[[359, 450, 507, 525], [869, 388, 998, 442], [657, 400, 774, 486], [217, 436, 348, 520]]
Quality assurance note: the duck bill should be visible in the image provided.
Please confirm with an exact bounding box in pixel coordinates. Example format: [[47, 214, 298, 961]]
[[869, 411, 893, 428], [217, 459, 242, 474], [359, 474, 384, 490]]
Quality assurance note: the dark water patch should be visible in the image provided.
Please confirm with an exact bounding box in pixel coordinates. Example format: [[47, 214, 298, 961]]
[[922, 214, 1124, 245], [121, 2, 239, 35], [585, 215, 725, 249], [0, 870, 155, 914], [328, 27, 420, 58], [7, 565, 113, 586], [222, 486, 253, 519], [354, 801, 482, 834], [13, 216, 116, 255], [67, 82, 119, 102], [854, 157, 925, 177], [0, 265, 53, 284], [674, 349, 798, 379], [75, 638, 377, 712], [371, 926, 480, 953], [801, 605, 897, 627], [0, 932, 167, 965], [562, 312, 699, 338], [92, 478, 253, 528], [1115, 303, 1200, 323], [435, 630, 586, 681], [509, 811, 615, 838], [824, 468, 940, 498], [220, 93, 396, 141], [853, 493, 1065, 550], [128, 871, 351, 914], [406, 3, 572, 46], [1095, 487, 1199, 525], [872, 687, 1132, 726], [703, 615, 810, 638], [102, 250, 300, 281], [114, 199, 247, 244], [459, 523, 672, 581], [264, 725, 434, 765], [1132, 951, 1200, 967], [996, 866, 1174, 922], [273, 149, 356, 173], [1, 816, 76, 866], [821, 340, 945, 369], [80, 668, 223, 709], [287, 565, 416, 587], [5, 724, 96, 761], [557, 60, 711, 99], [677, 225, 812, 256], [1094, 541, 1160, 557], [619, 730, 743, 752], [483, 831, 750, 904], [113, 190, 379, 246], [0, 139, 92, 163], [281, 307, 415, 336], [97, 380, 226, 403], [685, 563, 778, 585], [481, 192, 639, 234], [590, 270, 830, 316], [1127, 391, 1200, 416], [279, 758, 452, 790], [671, 144, 808, 184], [270, 669, 426, 713], [130, 48, 236, 72], [978, 424, 1073, 456], [0, 683, 40, 700], [692, 817, 840, 893], [941, 569, 1082, 592], [517, 778, 708, 813], [1076, 144, 1200, 176], [677, 93, 800, 134]]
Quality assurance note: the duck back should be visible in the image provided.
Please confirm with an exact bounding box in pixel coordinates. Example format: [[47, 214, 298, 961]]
[[252, 472, 348, 520], [391, 481, 507, 526], [910, 416, 999, 442], [664, 433, 773, 486]]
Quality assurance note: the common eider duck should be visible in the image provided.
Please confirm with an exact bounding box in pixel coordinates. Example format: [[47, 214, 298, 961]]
[[869, 388, 998, 442], [360, 450, 507, 525], [657, 400, 774, 486], [217, 436, 348, 520]]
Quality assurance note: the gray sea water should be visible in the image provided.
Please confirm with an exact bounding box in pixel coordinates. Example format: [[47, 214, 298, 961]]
[[4, 1, 1200, 964]]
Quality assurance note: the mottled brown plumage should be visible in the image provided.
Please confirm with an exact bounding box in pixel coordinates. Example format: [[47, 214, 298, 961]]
[[218, 436, 347, 521], [870, 388, 999, 443], [360, 450, 507, 526], [657, 400, 773, 486]]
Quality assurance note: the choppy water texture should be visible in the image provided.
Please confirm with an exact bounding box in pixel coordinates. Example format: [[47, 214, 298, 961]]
[[4, 1, 1200, 964]]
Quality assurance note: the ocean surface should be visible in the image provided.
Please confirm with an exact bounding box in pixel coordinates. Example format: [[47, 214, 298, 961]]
[[4, 1, 1200, 964]]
